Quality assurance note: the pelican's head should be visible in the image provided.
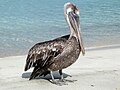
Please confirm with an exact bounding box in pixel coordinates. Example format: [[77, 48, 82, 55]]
[[64, 2, 79, 17], [64, 2, 85, 56]]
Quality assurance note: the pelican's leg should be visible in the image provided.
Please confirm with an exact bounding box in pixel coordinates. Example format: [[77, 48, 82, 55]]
[[50, 71, 62, 86], [59, 70, 77, 83], [58, 70, 68, 85], [59, 70, 64, 81]]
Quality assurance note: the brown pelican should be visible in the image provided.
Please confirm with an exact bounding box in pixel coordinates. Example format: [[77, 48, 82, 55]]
[[24, 2, 85, 85]]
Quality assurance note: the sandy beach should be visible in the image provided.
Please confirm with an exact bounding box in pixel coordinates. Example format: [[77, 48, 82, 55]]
[[0, 46, 120, 90]]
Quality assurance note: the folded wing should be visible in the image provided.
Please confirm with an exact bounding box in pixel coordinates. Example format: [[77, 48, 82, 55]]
[[24, 35, 69, 71]]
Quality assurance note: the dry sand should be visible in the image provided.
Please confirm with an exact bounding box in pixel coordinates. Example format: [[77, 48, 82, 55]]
[[0, 46, 120, 90]]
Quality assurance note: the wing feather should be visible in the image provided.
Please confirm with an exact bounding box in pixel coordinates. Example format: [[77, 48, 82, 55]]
[[24, 35, 69, 71]]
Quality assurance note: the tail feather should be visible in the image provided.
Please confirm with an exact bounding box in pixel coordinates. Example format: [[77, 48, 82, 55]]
[[29, 67, 45, 80], [24, 55, 31, 71], [29, 72, 40, 80], [24, 62, 29, 71]]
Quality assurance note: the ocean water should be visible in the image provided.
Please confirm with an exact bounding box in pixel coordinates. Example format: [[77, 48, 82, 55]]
[[0, 0, 120, 57]]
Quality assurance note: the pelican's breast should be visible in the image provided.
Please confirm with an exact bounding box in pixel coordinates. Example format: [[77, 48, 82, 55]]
[[49, 36, 81, 71]]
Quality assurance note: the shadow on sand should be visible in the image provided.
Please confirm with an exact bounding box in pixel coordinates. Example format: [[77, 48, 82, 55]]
[[22, 71, 71, 81]]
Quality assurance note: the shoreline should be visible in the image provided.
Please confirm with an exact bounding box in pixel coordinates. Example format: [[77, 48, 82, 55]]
[[86, 44, 120, 51], [1, 44, 120, 59]]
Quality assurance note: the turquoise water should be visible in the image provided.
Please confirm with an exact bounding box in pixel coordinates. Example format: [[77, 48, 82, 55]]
[[0, 0, 120, 57]]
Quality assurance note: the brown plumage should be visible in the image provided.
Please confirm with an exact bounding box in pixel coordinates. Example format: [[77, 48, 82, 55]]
[[24, 35, 69, 71], [24, 2, 85, 85]]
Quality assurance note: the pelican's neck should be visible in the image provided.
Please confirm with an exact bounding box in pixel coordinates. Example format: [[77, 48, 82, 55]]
[[65, 15, 77, 39]]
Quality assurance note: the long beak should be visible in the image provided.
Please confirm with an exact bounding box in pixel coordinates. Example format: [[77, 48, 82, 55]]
[[68, 11, 85, 56]]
